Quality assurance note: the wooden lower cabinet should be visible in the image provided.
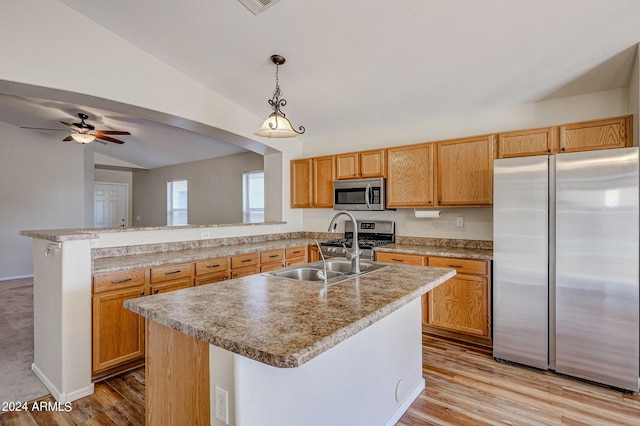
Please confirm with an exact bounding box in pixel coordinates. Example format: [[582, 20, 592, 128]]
[[150, 278, 190, 294], [92, 285, 146, 375], [376, 251, 492, 347], [285, 246, 307, 267]]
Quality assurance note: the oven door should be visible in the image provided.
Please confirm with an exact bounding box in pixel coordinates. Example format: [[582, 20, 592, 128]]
[[333, 178, 385, 210]]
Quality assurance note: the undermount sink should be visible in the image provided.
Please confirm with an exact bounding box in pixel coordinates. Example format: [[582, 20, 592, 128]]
[[273, 268, 343, 282], [267, 260, 387, 285]]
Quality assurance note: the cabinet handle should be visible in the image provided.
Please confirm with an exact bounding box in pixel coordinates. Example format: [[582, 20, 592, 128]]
[[165, 270, 181, 275], [291, 250, 301, 254], [448, 264, 464, 269], [268, 254, 279, 258], [154, 289, 159, 294], [111, 278, 132, 284], [392, 258, 405, 262], [140, 291, 145, 296], [233, 273, 238, 277], [207, 264, 221, 268], [241, 259, 252, 263]]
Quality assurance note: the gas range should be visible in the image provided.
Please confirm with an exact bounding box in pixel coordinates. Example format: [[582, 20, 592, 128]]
[[320, 220, 395, 261]]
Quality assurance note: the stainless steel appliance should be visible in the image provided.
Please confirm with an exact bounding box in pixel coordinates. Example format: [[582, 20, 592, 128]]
[[320, 219, 395, 261], [493, 147, 639, 392], [333, 178, 386, 211]]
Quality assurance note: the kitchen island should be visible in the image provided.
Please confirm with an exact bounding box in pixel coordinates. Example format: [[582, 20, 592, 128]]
[[125, 262, 455, 426]]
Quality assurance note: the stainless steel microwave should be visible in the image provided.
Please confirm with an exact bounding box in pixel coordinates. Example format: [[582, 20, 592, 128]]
[[333, 178, 386, 211]]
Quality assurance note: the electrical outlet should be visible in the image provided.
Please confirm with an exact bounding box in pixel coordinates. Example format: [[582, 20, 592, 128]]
[[456, 216, 464, 227], [201, 232, 210, 239], [274, 227, 281, 232], [442, 220, 449, 231], [215, 386, 229, 424]]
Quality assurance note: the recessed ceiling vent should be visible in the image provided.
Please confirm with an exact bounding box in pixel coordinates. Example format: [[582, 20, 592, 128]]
[[237, 0, 281, 15]]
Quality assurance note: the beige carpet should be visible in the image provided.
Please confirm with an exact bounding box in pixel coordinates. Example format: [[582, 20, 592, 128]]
[[0, 278, 49, 404]]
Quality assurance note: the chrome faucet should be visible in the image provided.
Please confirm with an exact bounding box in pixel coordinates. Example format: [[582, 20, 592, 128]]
[[312, 239, 328, 283], [328, 210, 361, 274]]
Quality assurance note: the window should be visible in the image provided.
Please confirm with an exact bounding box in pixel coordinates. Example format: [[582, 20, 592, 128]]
[[243, 171, 264, 223], [167, 180, 188, 225]]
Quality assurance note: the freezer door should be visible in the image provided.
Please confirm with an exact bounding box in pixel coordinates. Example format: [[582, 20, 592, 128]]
[[493, 156, 550, 369], [555, 147, 639, 392]]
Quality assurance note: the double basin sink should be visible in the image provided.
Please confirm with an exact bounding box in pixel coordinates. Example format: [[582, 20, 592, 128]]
[[267, 260, 387, 285]]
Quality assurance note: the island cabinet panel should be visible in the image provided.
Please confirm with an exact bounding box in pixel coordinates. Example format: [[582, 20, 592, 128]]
[[336, 149, 387, 179], [435, 135, 495, 206], [497, 127, 558, 158], [559, 115, 632, 153], [146, 319, 209, 426], [386, 143, 435, 208], [92, 285, 146, 374], [424, 256, 492, 346], [285, 245, 307, 267]]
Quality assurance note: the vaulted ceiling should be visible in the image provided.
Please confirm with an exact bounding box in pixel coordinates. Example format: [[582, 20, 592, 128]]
[[3, 0, 640, 168]]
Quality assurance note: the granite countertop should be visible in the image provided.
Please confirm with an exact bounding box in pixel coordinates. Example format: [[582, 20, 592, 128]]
[[374, 244, 493, 260], [124, 263, 455, 368], [93, 238, 313, 274]]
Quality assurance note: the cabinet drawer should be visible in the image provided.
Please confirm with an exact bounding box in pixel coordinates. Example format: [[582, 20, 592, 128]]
[[231, 253, 259, 269], [376, 252, 426, 266], [194, 257, 229, 276], [194, 272, 229, 286], [150, 262, 192, 284], [285, 246, 306, 259], [428, 257, 488, 275], [231, 265, 260, 279], [260, 249, 284, 264], [260, 261, 285, 273], [93, 269, 147, 294]]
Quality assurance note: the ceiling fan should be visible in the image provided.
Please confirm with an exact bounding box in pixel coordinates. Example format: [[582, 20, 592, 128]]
[[21, 113, 131, 144]]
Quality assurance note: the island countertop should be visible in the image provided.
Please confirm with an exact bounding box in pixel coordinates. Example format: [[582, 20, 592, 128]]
[[124, 263, 455, 368]]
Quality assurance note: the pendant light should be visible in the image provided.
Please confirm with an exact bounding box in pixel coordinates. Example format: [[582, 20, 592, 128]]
[[254, 55, 305, 138]]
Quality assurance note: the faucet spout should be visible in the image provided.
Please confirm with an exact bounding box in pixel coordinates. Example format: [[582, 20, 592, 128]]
[[327, 210, 361, 274]]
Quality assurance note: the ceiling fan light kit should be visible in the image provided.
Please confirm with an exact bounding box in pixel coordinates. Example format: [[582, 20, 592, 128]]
[[254, 54, 305, 138], [21, 112, 131, 145], [70, 133, 96, 144]]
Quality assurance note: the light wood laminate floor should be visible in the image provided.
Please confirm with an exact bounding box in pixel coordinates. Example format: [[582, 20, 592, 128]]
[[2, 335, 639, 425]]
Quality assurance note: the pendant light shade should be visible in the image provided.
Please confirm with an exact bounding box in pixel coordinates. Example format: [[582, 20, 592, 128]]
[[254, 55, 305, 138], [71, 133, 96, 143]]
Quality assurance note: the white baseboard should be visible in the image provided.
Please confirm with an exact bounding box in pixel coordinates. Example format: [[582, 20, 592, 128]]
[[385, 378, 426, 426], [31, 363, 94, 403], [1, 274, 34, 282]]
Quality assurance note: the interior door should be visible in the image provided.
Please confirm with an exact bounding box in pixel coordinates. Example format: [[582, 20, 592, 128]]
[[94, 182, 128, 228]]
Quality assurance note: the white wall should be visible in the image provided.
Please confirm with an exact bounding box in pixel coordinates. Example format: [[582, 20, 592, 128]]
[[302, 88, 631, 240], [132, 152, 264, 226], [0, 122, 85, 280]]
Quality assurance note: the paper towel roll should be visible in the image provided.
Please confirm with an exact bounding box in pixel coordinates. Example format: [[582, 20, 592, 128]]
[[414, 210, 441, 218]]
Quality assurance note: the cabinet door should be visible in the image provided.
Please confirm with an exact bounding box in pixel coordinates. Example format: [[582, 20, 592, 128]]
[[194, 272, 229, 286], [387, 143, 434, 208], [359, 149, 386, 178], [498, 127, 557, 158], [427, 274, 489, 338], [436, 135, 495, 206], [291, 159, 312, 208], [559, 116, 631, 153], [312, 156, 336, 208], [92, 287, 146, 373], [336, 153, 359, 180], [151, 278, 191, 295], [231, 265, 260, 279]]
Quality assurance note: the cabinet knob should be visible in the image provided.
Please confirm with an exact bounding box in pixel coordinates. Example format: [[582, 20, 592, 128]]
[[547, 149, 552, 153], [561, 147, 566, 152], [140, 291, 145, 296], [154, 289, 159, 294]]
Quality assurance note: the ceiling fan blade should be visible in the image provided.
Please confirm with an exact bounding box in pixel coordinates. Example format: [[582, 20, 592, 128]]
[[60, 121, 81, 129], [62, 135, 73, 142], [20, 126, 67, 131], [94, 130, 131, 136], [96, 135, 125, 144]]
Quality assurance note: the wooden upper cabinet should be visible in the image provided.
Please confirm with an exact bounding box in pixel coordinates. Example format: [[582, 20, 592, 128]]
[[497, 127, 558, 158], [436, 135, 495, 206], [559, 115, 632, 153], [386, 143, 434, 208], [290, 159, 312, 208], [336, 149, 387, 180], [312, 155, 336, 208]]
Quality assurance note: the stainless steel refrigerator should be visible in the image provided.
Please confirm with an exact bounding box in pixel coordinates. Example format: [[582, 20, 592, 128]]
[[493, 147, 640, 392]]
